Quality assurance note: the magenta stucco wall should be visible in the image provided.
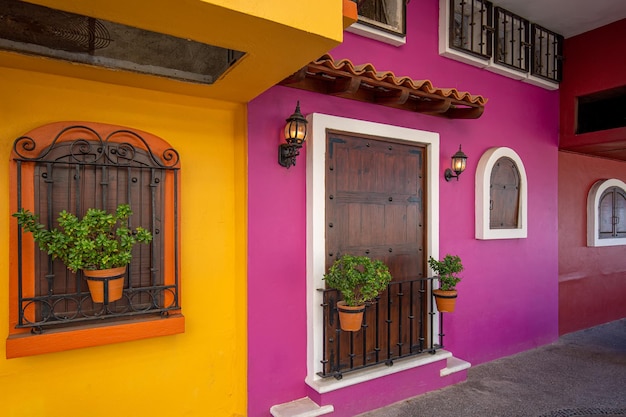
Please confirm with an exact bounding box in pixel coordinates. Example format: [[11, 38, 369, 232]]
[[248, 1, 559, 415]]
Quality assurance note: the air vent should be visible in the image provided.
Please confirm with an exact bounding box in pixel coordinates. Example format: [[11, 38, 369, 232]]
[[0, 0, 245, 84]]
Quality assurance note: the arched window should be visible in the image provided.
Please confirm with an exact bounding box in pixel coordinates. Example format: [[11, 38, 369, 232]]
[[476, 147, 528, 239], [8, 122, 184, 358], [489, 156, 521, 229], [587, 179, 626, 247]]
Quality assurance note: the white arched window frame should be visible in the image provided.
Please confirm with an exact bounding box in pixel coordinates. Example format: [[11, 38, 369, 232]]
[[587, 179, 626, 247], [475, 147, 528, 239]]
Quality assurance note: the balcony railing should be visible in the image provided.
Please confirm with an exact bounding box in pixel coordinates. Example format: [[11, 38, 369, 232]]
[[318, 276, 445, 379]]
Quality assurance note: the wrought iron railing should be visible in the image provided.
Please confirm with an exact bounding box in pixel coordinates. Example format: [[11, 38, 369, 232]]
[[318, 276, 444, 379], [12, 124, 181, 333]]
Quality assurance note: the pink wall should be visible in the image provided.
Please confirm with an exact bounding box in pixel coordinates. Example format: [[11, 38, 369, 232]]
[[248, 1, 559, 415]]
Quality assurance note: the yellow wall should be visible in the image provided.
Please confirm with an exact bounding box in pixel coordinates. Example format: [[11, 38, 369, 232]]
[[0, 64, 247, 416]]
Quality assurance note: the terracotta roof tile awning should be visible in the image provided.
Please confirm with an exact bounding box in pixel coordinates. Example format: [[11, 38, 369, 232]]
[[280, 54, 488, 119]]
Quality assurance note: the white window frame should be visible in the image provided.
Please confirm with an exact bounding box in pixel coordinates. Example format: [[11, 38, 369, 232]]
[[305, 113, 446, 393], [475, 147, 528, 240], [587, 179, 626, 247], [346, 22, 406, 46], [346, 0, 406, 47]]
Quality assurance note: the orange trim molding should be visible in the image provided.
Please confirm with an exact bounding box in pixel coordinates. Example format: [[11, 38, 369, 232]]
[[7, 314, 185, 358], [343, 0, 358, 28], [7, 121, 184, 358]]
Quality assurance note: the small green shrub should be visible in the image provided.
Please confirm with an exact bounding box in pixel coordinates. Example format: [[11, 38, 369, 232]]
[[324, 254, 393, 306], [428, 254, 463, 291], [13, 204, 152, 272]]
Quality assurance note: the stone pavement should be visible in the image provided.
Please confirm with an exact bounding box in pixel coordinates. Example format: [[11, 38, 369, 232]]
[[357, 318, 626, 417]]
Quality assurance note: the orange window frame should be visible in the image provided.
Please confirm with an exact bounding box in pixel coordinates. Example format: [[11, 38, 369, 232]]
[[6, 121, 184, 358]]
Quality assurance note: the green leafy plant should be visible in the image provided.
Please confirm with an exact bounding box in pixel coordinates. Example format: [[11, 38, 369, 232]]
[[324, 254, 393, 306], [428, 254, 463, 291], [13, 204, 152, 272]]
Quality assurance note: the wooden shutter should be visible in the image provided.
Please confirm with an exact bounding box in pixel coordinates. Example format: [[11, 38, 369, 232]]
[[490, 156, 521, 229], [599, 186, 626, 239]]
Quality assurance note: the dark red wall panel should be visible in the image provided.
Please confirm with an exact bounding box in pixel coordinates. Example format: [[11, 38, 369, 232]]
[[558, 19, 626, 335]]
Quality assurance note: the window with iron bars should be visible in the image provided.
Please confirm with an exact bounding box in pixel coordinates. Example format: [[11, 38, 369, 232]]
[[531, 24, 564, 82], [450, 0, 493, 58], [494, 7, 529, 73], [10, 123, 181, 335], [446, 0, 563, 83]]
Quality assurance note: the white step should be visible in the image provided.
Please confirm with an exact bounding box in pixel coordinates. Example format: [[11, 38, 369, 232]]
[[440, 356, 471, 377], [270, 397, 334, 417]]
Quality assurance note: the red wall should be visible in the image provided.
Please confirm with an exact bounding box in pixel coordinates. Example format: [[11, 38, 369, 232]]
[[560, 19, 626, 141], [559, 18, 626, 334], [558, 152, 626, 334]]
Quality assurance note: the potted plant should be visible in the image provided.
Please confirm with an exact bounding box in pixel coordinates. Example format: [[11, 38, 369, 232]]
[[13, 204, 152, 303], [428, 254, 463, 313], [323, 254, 393, 331]]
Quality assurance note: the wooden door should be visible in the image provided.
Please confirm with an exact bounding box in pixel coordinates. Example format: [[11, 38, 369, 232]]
[[324, 131, 427, 373]]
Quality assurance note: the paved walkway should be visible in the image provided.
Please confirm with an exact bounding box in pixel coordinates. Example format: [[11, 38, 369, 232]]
[[357, 318, 626, 417]]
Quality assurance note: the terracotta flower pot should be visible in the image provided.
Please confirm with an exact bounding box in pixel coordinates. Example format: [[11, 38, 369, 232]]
[[337, 301, 365, 332], [83, 266, 127, 303], [433, 289, 458, 313]]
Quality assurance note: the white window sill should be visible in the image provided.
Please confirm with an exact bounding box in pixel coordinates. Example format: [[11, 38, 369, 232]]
[[305, 349, 453, 394], [346, 22, 406, 47]]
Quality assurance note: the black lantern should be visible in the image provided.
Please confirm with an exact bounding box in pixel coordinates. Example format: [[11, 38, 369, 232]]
[[444, 145, 468, 181], [278, 101, 308, 168]]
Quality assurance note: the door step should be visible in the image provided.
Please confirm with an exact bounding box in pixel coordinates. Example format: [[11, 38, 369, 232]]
[[440, 356, 471, 377], [270, 397, 334, 417]]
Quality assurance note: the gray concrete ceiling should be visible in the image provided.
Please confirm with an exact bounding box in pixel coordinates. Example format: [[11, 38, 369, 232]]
[[494, 0, 626, 38]]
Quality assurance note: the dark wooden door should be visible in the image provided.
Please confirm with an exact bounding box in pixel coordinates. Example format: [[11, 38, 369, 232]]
[[324, 131, 427, 373]]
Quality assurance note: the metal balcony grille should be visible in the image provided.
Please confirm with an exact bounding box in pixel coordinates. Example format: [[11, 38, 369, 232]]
[[12, 124, 181, 332], [450, 0, 493, 59], [318, 276, 444, 379], [531, 24, 563, 82]]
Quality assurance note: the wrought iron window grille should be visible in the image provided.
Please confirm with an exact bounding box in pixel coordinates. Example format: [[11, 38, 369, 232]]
[[446, 0, 563, 83], [531, 24, 564, 82], [12, 124, 181, 333], [450, 0, 494, 59], [494, 7, 529, 72], [318, 276, 444, 380]]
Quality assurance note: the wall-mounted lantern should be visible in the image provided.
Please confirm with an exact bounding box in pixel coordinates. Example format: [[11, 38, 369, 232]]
[[278, 101, 308, 168], [444, 145, 468, 181]]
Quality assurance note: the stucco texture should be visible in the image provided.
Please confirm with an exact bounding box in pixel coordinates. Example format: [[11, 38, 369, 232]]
[[247, 0, 559, 415], [558, 151, 626, 334], [0, 65, 247, 417], [558, 19, 626, 335]]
